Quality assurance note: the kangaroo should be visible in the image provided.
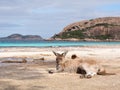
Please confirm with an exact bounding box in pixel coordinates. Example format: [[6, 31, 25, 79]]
[[49, 51, 115, 78]]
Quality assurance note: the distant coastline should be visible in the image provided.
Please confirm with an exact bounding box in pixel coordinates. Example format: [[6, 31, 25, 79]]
[[47, 38, 120, 42], [0, 34, 43, 41], [0, 33, 120, 42]]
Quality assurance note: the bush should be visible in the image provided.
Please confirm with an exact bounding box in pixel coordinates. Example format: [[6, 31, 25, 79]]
[[56, 30, 85, 39], [94, 34, 112, 40]]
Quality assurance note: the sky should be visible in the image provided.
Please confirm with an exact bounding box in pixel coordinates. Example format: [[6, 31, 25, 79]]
[[0, 0, 120, 39]]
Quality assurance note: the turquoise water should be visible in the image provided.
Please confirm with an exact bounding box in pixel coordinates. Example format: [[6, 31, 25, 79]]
[[0, 40, 120, 47]]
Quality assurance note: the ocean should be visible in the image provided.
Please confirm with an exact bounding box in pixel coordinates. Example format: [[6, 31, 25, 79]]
[[0, 40, 120, 47]]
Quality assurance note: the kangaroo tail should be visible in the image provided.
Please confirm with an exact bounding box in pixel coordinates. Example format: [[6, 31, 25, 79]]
[[97, 72, 116, 75], [97, 69, 115, 75]]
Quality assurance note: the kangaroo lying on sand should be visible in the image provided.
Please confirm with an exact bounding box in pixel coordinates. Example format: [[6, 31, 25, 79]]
[[49, 51, 115, 78]]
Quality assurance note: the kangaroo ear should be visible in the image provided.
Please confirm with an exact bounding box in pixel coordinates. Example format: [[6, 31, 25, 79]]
[[62, 51, 68, 57], [71, 54, 77, 59], [52, 51, 59, 56]]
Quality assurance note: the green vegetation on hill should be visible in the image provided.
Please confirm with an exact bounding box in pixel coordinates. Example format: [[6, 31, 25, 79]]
[[91, 34, 112, 40], [55, 30, 113, 40], [55, 30, 85, 39]]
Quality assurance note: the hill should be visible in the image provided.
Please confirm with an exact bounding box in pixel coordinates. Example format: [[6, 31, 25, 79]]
[[0, 34, 43, 40], [52, 17, 120, 41]]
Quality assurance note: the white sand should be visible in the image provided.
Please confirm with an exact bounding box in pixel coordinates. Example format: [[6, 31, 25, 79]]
[[0, 46, 120, 90], [0, 47, 120, 61]]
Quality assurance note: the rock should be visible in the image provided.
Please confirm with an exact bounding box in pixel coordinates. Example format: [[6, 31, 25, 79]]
[[52, 17, 120, 41], [1, 59, 27, 63], [32, 57, 45, 63]]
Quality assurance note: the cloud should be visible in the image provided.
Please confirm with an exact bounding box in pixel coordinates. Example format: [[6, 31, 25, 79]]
[[0, 0, 120, 38], [0, 23, 22, 27]]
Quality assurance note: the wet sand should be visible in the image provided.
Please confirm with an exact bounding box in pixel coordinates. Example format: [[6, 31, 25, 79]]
[[0, 46, 120, 90]]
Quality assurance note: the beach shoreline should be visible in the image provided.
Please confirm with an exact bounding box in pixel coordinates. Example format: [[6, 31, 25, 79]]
[[0, 46, 120, 90]]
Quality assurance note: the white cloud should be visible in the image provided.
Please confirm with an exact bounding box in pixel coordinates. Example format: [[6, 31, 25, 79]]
[[0, 0, 120, 38]]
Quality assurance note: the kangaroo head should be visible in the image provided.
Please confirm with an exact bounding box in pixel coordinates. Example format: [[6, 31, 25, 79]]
[[53, 51, 68, 70], [53, 51, 68, 62]]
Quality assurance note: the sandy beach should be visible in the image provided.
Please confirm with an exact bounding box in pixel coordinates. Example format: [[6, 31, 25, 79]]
[[0, 46, 120, 90]]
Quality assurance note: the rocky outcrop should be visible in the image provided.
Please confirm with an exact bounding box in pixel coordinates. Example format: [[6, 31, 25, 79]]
[[0, 34, 43, 40], [52, 17, 120, 41]]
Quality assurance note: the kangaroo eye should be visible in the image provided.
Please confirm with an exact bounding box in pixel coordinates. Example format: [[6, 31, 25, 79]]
[[98, 69, 100, 72]]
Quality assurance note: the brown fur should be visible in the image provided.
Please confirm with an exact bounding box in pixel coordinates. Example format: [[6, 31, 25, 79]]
[[97, 68, 115, 75], [71, 54, 115, 76], [49, 51, 115, 78]]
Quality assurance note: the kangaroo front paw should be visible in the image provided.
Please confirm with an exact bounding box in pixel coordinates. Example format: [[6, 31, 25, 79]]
[[80, 74, 85, 79], [86, 75, 92, 79], [48, 70, 54, 74]]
